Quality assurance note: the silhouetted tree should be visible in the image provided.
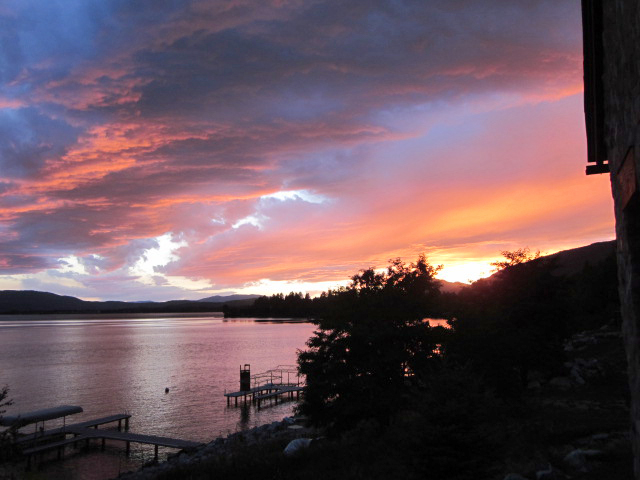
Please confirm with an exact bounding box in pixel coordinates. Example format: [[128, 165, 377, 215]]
[[297, 255, 444, 433], [0, 385, 15, 461], [490, 247, 540, 271], [0, 385, 11, 419]]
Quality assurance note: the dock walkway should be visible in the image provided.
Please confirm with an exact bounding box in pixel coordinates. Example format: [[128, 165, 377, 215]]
[[22, 437, 86, 459], [76, 428, 202, 449], [254, 385, 304, 401], [63, 413, 131, 431], [225, 382, 304, 407], [16, 413, 131, 445], [23, 428, 201, 458], [20, 413, 201, 469]]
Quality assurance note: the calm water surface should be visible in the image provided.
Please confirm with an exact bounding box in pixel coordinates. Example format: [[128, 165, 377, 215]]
[[0, 313, 315, 479]]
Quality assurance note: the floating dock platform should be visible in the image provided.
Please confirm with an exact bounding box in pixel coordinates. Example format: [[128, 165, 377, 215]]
[[224, 364, 305, 407]]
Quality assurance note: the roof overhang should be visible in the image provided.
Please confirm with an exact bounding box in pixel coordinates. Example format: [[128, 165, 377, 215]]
[[0, 405, 83, 426], [582, 0, 609, 175]]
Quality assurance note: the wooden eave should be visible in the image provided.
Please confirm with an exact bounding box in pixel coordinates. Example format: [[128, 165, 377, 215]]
[[582, 0, 609, 175]]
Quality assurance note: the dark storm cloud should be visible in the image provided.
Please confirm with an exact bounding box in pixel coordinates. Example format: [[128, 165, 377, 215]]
[[0, 108, 80, 179], [0, 205, 165, 274], [123, 0, 580, 124], [8, 206, 114, 251], [0, 253, 53, 273]]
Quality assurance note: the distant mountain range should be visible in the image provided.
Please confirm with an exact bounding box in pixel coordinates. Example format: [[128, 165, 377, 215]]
[[0, 291, 258, 315], [197, 294, 260, 303], [0, 241, 615, 315]]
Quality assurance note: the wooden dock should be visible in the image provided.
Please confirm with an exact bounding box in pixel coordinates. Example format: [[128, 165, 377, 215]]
[[225, 383, 304, 407], [254, 385, 304, 404], [19, 413, 202, 469], [224, 365, 305, 407], [16, 413, 131, 445]]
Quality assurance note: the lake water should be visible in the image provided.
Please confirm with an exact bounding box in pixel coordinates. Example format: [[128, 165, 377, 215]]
[[0, 313, 315, 479]]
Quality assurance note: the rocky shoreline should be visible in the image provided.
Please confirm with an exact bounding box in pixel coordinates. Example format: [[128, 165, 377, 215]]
[[116, 416, 315, 479], [501, 324, 632, 479]]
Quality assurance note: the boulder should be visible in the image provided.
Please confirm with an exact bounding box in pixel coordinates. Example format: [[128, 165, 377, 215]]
[[283, 437, 313, 456], [563, 448, 602, 472]]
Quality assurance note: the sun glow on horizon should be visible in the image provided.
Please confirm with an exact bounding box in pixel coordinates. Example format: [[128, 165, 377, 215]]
[[436, 261, 495, 284], [232, 278, 351, 298]]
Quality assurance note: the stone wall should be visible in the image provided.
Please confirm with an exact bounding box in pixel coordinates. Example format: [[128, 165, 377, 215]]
[[601, 0, 640, 477]]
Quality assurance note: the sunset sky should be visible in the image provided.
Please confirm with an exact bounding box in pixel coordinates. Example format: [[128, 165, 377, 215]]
[[0, 0, 614, 301]]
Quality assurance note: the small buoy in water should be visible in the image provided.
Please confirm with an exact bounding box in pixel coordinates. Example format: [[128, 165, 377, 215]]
[[165, 387, 169, 393]]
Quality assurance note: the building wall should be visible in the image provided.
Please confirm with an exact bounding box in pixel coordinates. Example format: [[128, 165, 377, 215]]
[[602, 1, 640, 476]]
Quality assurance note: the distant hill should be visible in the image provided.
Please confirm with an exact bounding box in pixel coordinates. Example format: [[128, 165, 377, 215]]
[[543, 240, 616, 276], [436, 241, 615, 294], [0, 290, 258, 315], [494, 240, 616, 279], [439, 280, 467, 294], [464, 240, 616, 287], [0, 291, 90, 313], [198, 294, 260, 303]]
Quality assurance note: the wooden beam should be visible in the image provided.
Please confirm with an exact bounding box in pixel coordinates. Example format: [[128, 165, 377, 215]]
[[582, 0, 608, 174]]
